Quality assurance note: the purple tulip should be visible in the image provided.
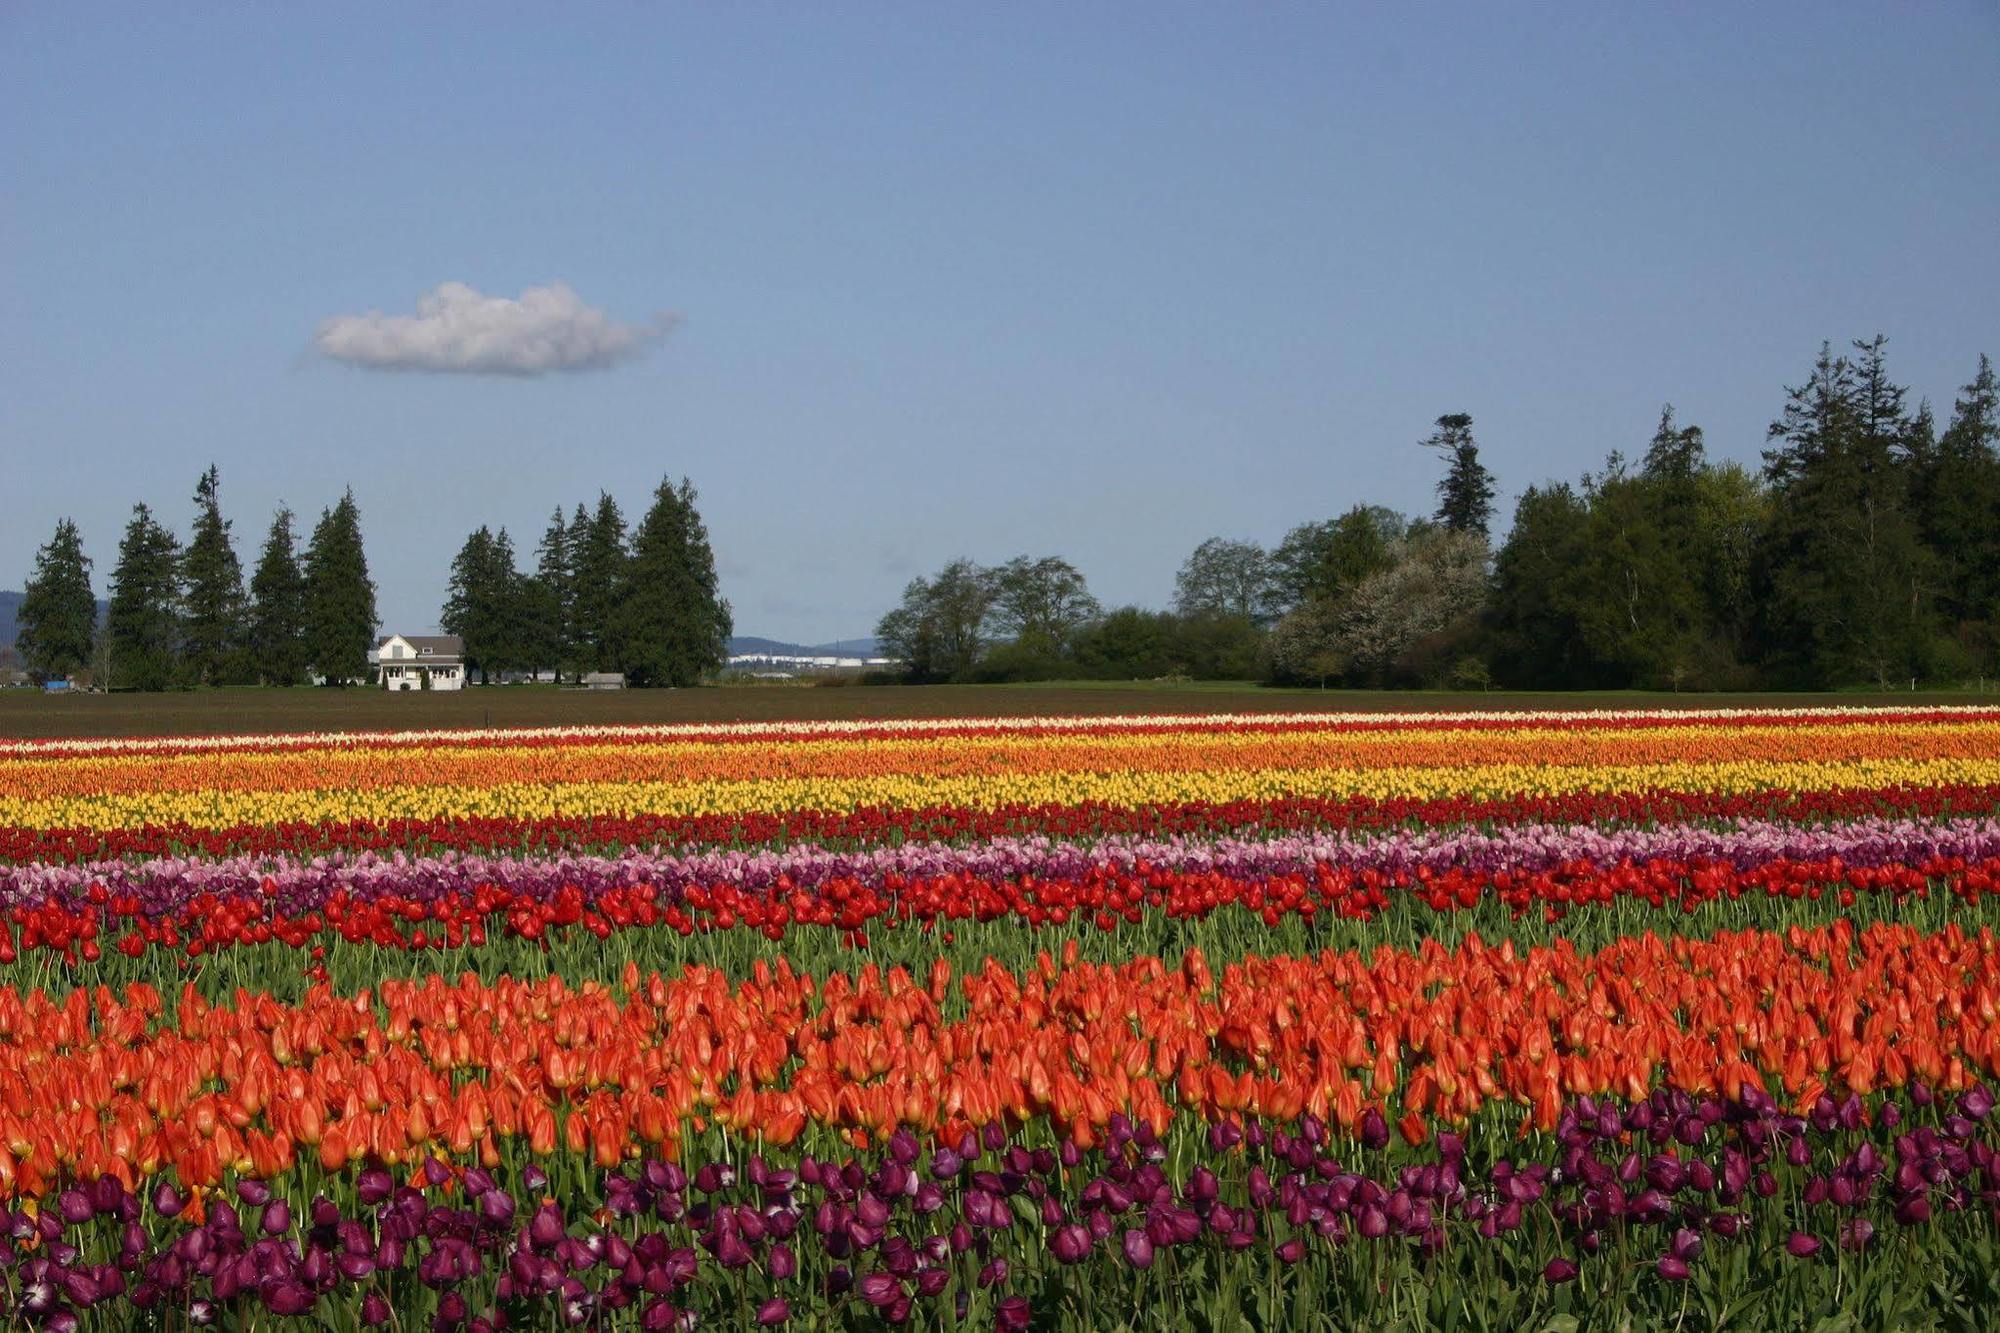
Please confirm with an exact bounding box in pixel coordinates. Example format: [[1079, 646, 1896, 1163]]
[[756, 1297, 791, 1325], [149, 1182, 184, 1219], [262, 1279, 313, 1316], [473, 1189, 514, 1227], [1786, 1232, 1822, 1259], [357, 1170, 395, 1207], [1050, 1223, 1093, 1265], [1656, 1255, 1691, 1281], [857, 1273, 901, 1309], [768, 1242, 796, 1281], [1121, 1228, 1154, 1270], [1543, 1258, 1578, 1283]]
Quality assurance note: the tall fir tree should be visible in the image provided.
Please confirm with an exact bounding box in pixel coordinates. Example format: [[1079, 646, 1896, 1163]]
[[16, 519, 96, 683], [180, 465, 250, 686], [303, 489, 377, 685], [248, 507, 310, 686], [571, 493, 630, 672], [1423, 414, 1496, 536], [529, 506, 575, 680], [1755, 339, 1929, 687], [615, 476, 732, 687], [105, 504, 184, 691], [441, 526, 527, 682], [1921, 354, 2000, 665]]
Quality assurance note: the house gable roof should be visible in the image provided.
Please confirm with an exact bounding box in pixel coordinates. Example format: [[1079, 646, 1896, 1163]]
[[377, 634, 466, 659]]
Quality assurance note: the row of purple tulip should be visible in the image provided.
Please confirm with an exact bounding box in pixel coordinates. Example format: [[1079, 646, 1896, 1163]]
[[7, 1082, 1997, 1329]]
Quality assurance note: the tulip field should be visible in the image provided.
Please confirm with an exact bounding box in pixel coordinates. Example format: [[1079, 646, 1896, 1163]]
[[6, 707, 2000, 1329]]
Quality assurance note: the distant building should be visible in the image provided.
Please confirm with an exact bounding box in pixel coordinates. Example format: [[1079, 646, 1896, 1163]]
[[725, 653, 899, 672], [376, 634, 467, 691], [582, 672, 625, 691]]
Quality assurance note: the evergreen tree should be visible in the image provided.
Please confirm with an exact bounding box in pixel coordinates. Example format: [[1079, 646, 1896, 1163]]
[[105, 504, 184, 691], [180, 465, 250, 686], [441, 526, 528, 683], [1755, 339, 1929, 687], [1641, 405, 1707, 484], [16, 519, 96, 683], [615, 477, 732, 687], [1423, 414, 1496, 536], [1914, 356, 2000, 663], [248, 507, 310, 686], [571, 493, 630, 672], [530, 506, 576, 680], [303, 490, 377, 685]]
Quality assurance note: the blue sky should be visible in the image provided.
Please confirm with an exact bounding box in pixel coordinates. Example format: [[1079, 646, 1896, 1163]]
[[4, 5, 1996, 644]]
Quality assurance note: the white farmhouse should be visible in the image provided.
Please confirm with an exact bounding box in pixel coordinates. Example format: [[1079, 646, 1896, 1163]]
[[376, 634, 467, 691]]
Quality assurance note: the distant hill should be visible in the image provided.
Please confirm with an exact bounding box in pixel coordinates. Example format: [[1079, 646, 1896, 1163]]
[[728, 635, 883, 658]]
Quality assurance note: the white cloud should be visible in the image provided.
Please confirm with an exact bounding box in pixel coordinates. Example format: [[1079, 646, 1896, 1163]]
[[313, 282, 676, 376]]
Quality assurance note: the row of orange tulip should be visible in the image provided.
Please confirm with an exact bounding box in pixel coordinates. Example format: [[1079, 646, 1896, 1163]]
[[1, 920, 1992, 1203]]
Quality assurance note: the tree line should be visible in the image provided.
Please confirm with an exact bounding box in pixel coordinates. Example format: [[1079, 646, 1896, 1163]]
[[15, 469, 377, 689], [441, 476, 731, 687], [878, 340, 2000, 690]]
